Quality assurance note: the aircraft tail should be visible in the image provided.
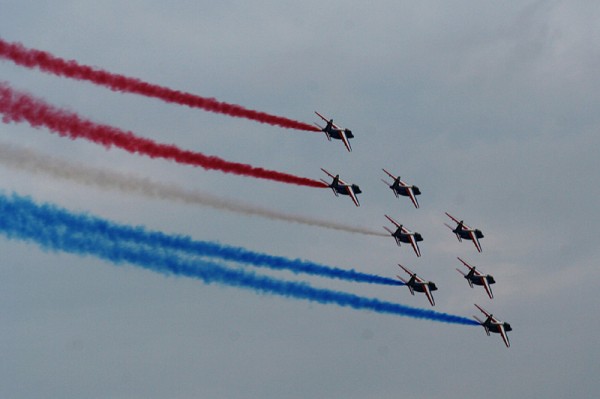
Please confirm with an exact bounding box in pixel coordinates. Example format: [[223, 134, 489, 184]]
[[396, 275, 408, 285]]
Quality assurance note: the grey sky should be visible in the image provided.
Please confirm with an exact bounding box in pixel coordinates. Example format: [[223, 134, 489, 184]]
[[1, 1, 599, 398]]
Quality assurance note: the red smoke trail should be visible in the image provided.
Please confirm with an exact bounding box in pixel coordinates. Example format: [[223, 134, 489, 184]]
[[0, 82, 327, 188], [0, 38, 321, 132]]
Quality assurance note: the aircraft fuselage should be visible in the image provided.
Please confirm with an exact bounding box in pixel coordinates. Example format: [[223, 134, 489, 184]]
[[410, 282, 437, 293], [456, 229, 484, 240], [485, 321, 512, 334], [393, 185, 421, 197], [394, 231, 423, 244], [470, 276, 495, 286], [325, 127, 354, 140], [333, 184, 361, 196]]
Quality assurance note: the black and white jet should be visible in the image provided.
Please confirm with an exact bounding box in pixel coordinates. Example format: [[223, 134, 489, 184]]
[[381, 169, 421, 208], [320, 168, 361, 207], [396, 264, 438, 306], [445, 212, 484, 253], [456, 257, 496, 299], [383, 215, 423, 257], [314, 111, 354, 152], [473, 304, 512, 348]]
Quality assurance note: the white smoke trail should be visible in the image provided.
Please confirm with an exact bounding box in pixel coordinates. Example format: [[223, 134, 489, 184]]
[[0, 142, 387, 237]]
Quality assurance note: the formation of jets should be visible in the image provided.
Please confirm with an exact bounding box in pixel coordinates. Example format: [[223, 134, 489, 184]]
[[317, 112, 511, 348]]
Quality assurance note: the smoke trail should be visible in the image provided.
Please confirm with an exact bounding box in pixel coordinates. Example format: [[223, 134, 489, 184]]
[[0, 190, 396, 285], [0, 38, 320, 132], [0, 192, 477, 325], [0, 142, 386, 237], [0, 82, 326, 188]]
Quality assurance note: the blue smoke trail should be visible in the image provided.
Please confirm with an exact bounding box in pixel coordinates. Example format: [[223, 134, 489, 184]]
[[0, 192, 478, 325], [0, 192, 399, 286]]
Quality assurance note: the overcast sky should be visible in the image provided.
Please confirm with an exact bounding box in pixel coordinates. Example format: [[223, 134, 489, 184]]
[[1, 1, 599, 398]]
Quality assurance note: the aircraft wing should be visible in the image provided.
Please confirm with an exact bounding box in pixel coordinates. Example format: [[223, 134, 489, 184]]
[[482, 277, 494, 299], [457, 257, 474, 270], [320, 168, 335, 179], [315, 111, 342, 130], [445, 212, 460, 224], [345, 186, 360, 207], [407, 187, 420, 209], [340, 130, 352, 152], [385, 214, 401, 228], [337, 177, 349, 185], [469, 230, 483, 252], [314, 111, 329, 123], [476, 305, 511, 347], [423, 284, 435, 306], [397, 264, 414, 277], [382, 168, 397, 180], [474, 304, 492, 318], [321, 168, 348, 184], [445, 212, 471, 229], [408, 234, 422, 257], [498, 325, 510, 348]]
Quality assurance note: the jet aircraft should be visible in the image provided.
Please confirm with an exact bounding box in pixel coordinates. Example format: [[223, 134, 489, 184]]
[[396, 264, 437, 306], [320, 168, 361, 207], [444, 212, 484, 252], [383, 215, 423, 257], [314, 111, 354, 152], [381, 169, 421, 208], [456, 257, 496, 299], [473, 304, 512, 348]]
